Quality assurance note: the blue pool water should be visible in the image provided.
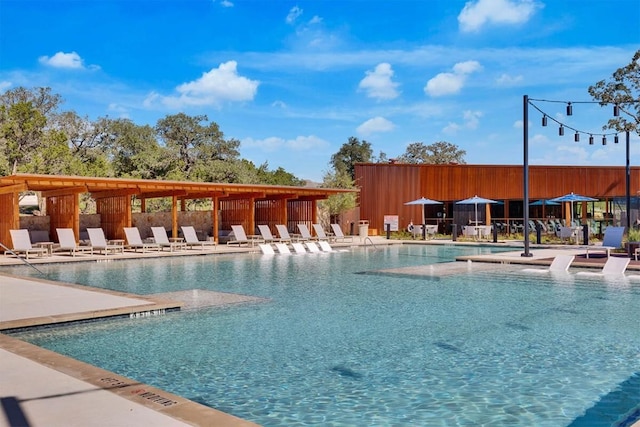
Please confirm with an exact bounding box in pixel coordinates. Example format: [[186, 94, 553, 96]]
[[6, 245, 640, 426]]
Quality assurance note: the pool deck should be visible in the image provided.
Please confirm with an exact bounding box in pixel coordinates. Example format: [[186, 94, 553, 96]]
[[1, 237, 639, 427]]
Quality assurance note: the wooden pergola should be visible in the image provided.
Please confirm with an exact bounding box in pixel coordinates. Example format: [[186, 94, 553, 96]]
[[0, 174, 355, 245]]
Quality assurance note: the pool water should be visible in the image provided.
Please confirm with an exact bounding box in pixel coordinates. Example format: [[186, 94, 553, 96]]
[[7, 245, 640, 426]]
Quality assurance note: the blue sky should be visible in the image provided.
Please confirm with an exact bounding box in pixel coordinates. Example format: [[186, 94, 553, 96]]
[[1, 0, 638, 182]]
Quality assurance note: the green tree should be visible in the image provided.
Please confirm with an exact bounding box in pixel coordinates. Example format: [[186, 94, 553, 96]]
[[0, 101, 47, 174], [155, 113, 240, 181], [255, 162, 306, 186], [55, 112, 112, 177], [320, 169, 357, 221], [103, 118, 171, 179], [588, 49, 640, 135], [330, 136, 373, 180], [397, 141, 466, 164]]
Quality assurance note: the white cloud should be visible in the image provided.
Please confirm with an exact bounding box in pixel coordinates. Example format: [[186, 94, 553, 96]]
[[286, 6, 303, 24], [463, 110, 482, 129], [424, 60, 482, 97], [145, 61, 259, 109], [496, 73, 523, 86], [242, 135, 329, 152], [458, 0, 542, 33], [220, 0, 233, 7], [38, 51, 85, 69], [358, 63, 400, 100], [357, 116, 395, 136], [0, 81, 11, 91], [309, 16, 323, 24]]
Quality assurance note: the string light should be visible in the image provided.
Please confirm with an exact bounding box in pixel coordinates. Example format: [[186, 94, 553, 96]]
[[613, 104, 620, 117], [574, 132, 580, 142], [589, 135, 594, 145], [566, 102, 572, 116], [542, 115, 547, 126], [602, 135, 607, 145], [559, 125, 564, 136], [614, 134, 619, 144]]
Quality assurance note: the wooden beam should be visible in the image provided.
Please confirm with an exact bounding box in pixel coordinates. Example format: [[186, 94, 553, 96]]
[[178, 191, 226, 200], [259, 193, 298, 201], [0, 183, 27, 195], [41, 186, 87, 198], [222, 192, 266, 200], [139, 190, 188, 199], [91, 188, 140, 199]]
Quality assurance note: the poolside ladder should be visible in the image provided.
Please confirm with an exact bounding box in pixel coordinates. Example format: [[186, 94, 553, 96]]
[[363, 237, 378, 250], [0, 241, 46, 276]]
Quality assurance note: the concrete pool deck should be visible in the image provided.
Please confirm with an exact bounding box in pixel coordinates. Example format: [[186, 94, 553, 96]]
[[1, 238, 639, 426]]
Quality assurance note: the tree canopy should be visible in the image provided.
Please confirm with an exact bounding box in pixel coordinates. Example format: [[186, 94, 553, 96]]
[[396, 141, 466, 164], [588, 48, 640, 135], [330, 136, 373, 180]]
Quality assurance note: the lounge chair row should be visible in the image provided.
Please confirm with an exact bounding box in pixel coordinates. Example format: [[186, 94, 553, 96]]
[[4, 226, 216, 258], [522, 254, 631, 276], [228, 224, 353, 246], [259, 240, 340, 254]]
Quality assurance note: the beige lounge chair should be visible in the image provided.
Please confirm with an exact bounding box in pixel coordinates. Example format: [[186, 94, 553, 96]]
[[318, 241, 335, 252], [258, 225, 281, 243], [227, 225, 261, 246], [5, 229, 48, 259], [275, 224, 294, 243], [55, 228, 94, 256], [584, 226, 625, 258], [87, 228, 124, 255], [304, 241, 321, 252], [297, 224, 314, 241], [312, 224, 333, 242], [151, 226, 186, 251], [181, 226, 216, 250], [124, 227, 160, 253], [275, 243, 291, 254], [522, 255, 574, 273], [330, 224, 353, 243], [291, 242, 307, 253], [576, 256, 630, 277]]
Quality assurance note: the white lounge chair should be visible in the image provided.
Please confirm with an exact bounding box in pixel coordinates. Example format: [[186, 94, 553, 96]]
[[291, 242, 307, 253], [584, 226, 625, 258], [330, 224, 353, 243], [124, 227, 160, 253], [258, 225, 281, 243], [258, 243, 275, 254], [275, 224, 295, 243], [181, 226, 216, 250], [275, 243, 291, 254], [312, 224, 333, 241], [297, 224, 314, 241], [522, 255, 574, 273], [5, 229, 48, 259], [318, 241, 334, 252], [151, 226, 186, 252], [55, 228, 94, 256], [576, 256, 630, 277], [87, 228, 124, 255], [304, 241, 321, 253]]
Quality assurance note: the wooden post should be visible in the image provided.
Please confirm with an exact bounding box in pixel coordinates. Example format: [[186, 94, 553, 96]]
[[172, 195, 178, 238], [212, 196, 219, 243]]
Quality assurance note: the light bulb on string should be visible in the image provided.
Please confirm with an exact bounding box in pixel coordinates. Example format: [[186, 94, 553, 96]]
[[542, 115, 547, 126], [589, 135, 594, 145], [559, 125, 564, 136], [574, 132, 580, 142], [566, 102, 572, 116]]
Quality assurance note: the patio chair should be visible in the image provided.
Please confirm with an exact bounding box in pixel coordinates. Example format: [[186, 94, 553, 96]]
[[275, 224, 295, 243], [275, 243, 291, 254], [181, 226, 216, 250], [304, 241, 321, 252], [522, 255, 574, 273], [330, 224, 353, 243], [576, 256, 630, 277], [258, 243, 275, 255], [583, 226, 625, 258], [151, 226, 186, 251], [87, 228, 124, 255], [291, 242, 307, 253], [297, 224, 314, 241], [257, 225, 281, 243], [55, 228, 94, 256], [227, 225, 260, 246], [318, 241, 335, 252], [462, 225, 478, 239], [124, 227, 160, 253], [312, 224, 334, 242], [5, 229, 48, 259]]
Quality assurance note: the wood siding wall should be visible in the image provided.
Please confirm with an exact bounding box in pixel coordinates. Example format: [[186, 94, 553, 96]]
[[96, 196, 131, 240], [47, 194, 79, 242], [0, 193, 19, 247], [356, 163, 640, 233]]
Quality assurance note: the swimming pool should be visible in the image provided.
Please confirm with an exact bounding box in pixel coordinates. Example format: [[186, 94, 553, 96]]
[[6, 245, 640, 426]]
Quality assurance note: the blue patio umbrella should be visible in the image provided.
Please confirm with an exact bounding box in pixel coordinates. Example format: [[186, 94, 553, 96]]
[[404, 197, 442, 224], [530, 199, 560, 206], [550, 192, 597, 222], [456, 195, 498, 225]]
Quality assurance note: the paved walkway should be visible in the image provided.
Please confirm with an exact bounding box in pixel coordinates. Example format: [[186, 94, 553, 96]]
[[1, 238, 638, 427]]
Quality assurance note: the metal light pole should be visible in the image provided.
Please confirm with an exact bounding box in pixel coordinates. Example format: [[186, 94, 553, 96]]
[[626, 130, 631, 256], [522, 95, 532, 257]]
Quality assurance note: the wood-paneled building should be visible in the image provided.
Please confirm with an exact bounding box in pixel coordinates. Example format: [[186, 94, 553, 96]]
[[0, 174, 355, 246], [355, 163, 640, 235]]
